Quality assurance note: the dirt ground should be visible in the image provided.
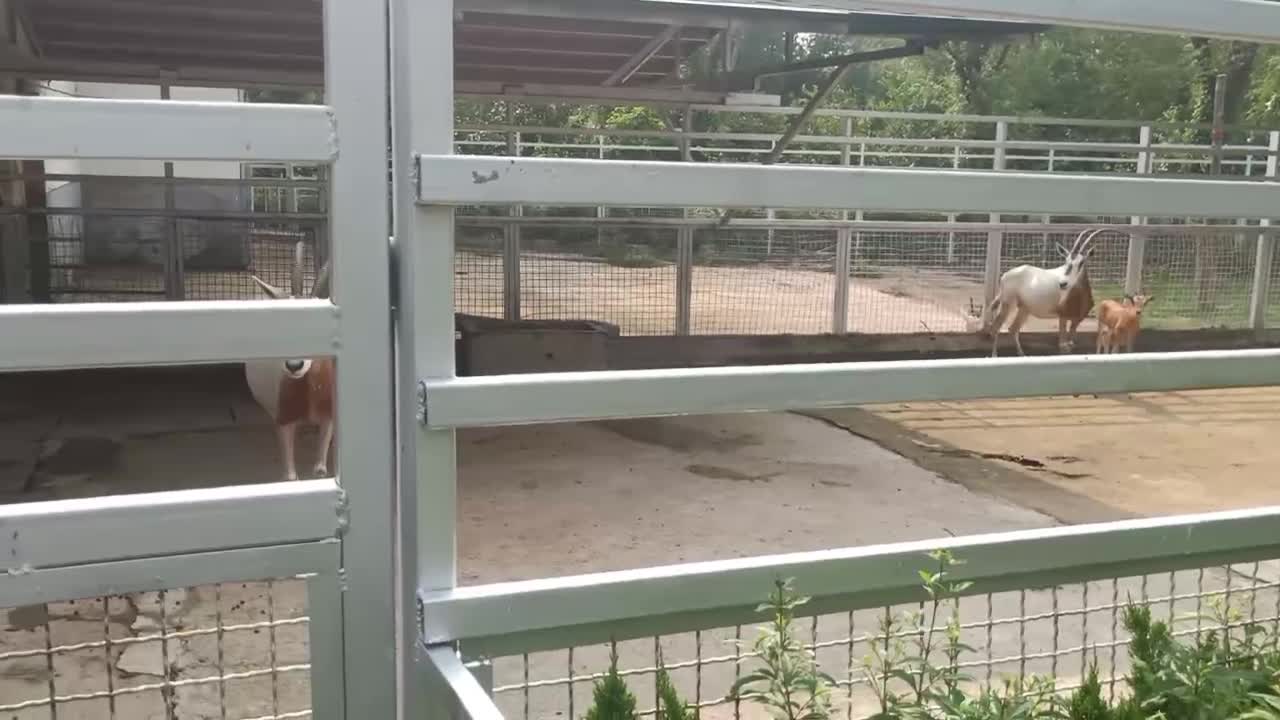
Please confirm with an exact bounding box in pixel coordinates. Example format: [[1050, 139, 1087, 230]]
[[2, 369, 1278, 719]]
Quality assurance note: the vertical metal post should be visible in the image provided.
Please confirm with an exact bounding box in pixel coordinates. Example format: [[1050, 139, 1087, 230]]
[[20, 159, 48, 303], [596, 123, 606, 246], [677, 109, 695, 335], [946, 145, 960, 264], [504, 116, 521, 321], [160, 84, 182, 300], [392, 0, 459, 713], [982, 121, 1007, 321], [325, 0, 396, 714], [833, 228, 851, 334], [1125, 125, 1152, 294], [834, 116, 852, 333], [306, 549, 347, 720], [676, 225, 693, 335], [766, 208, 775, 254], [1249, 130, 1279, 332]]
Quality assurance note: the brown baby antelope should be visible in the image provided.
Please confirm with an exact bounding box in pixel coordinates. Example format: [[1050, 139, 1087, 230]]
[[1095, 293, 1154, 354]]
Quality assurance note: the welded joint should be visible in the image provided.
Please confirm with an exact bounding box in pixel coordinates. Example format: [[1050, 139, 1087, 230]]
[[333, 486, 350, 537], [326, 107, 340, 161]]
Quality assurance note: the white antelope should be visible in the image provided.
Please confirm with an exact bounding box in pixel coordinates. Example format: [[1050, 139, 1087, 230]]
[[985, 228, 1104, 358], [245, 242, 336, 481]]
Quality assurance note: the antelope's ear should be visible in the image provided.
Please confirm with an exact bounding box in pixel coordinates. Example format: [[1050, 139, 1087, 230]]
[[251, 275, 290, 299], [1056, 243, 1070, 259]]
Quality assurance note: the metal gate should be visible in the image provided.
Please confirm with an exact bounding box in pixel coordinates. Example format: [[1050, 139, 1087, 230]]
[[403, 0, 1280, 718], [0, 0, 393, 718]]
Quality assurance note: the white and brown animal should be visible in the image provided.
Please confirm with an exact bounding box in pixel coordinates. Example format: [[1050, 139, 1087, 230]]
[[1095, 293, 1154, 354], [245, 242, 335, 481], [984, 228, 1103, 357]]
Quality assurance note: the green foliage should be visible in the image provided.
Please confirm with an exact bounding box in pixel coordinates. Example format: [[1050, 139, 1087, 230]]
[[730, 578, 837, 720], [585, 645, 638, 720], [656, 664, 695, 720]]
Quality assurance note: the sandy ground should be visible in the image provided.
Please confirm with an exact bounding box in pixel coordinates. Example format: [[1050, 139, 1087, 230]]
[[1, 370, 1277, 719]]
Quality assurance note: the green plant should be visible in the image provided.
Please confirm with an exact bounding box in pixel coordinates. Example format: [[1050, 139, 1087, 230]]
[[730, 577, 837, 720], [655, 662, 695, 720], [1122, 601, 1280, 720], [586, 645, 638, 720]]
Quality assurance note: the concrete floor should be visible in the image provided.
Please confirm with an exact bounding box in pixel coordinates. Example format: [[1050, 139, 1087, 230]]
[[2, 369, 1277, 719]]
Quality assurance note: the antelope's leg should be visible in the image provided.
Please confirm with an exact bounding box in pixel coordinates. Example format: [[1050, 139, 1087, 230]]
[[989, 300, 1012, 358], [1010, 306, 1031, 357], [277, 423, 299, 482], [1067, 316, 1085, 352], [1095, 326, 1105, 355], [313, 419, 335, 477], [1057, 316, 1069, 353]]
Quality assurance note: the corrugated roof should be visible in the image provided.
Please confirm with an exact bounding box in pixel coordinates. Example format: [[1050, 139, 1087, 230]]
[[6, 0, 1042, 95]]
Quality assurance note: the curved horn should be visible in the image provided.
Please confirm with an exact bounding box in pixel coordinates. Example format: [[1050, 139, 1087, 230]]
[[312, 260, 331, 299], [291, 241, 305, 297], [1067, 227, 1092, 255], [1079, 226, 1111, 256], [250, 275, 289, 300]]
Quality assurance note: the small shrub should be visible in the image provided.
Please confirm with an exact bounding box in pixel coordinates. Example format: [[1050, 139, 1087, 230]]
[[730, 577, 837, 720], [655, 663, 695, 720], [585, 645, 638, 720]]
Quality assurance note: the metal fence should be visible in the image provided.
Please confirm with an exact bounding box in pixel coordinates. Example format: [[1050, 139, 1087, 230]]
[[479, 561, 1278, 720], [0, 0, 394, 714], [447, 113, 1280, 337], [455, 216, 1280, 336], [3, 168, 327, 302]]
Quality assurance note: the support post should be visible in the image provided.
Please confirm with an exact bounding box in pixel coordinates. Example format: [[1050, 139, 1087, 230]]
[[834, 115, 852, 333], [1125, 125, 1152, 294], [1249, 130, 1279, 332], [676, 224, 693, 335], [20, 159, 47, 303], [946, 145, 960, 264], [503, 122, 521, 321], [391, 0, 456, 715], [325, 0, 397, 713], [982, 121, 1007, 323], [833, 227, 851, 334], [676, 109, 695, 335], [160, 84, 182, 300]]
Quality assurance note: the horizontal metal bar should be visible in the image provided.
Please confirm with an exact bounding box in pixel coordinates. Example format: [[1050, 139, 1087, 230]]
[[0, 95, 337, 161], [424, 349, 1280, 429], [0, 173, 328, 188], [456, 216, 1279, 235], [717, 0, 1280, 43], [681, 102, 1260, 134], [424, 505, 1280, 656], [459, 124, 1271, 154], [0, 479, 342, 572], [0, 299, 339, 372], [421, 645, 505, 720], [0, 541, 338, 608], [418, 156, 1280, 217], [0, 207, 329, 222]]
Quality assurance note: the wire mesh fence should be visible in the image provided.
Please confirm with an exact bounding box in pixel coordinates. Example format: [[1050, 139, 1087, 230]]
[[0, 577, 312, 720], [477, 560, 1280, 720], [453, 211, 1279, 338]]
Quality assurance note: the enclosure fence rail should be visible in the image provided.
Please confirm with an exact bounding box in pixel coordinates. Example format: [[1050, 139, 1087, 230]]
[[0, 0, 395, 711]]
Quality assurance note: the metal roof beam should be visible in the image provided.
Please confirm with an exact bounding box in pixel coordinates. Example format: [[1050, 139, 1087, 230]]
[[604, 24, 682, 86], [659, 0, 1280, 43]]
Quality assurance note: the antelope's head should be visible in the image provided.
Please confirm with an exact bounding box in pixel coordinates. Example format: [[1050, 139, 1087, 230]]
[[1055, 228, 1102, 292], [1123, 293, 1154, 315], [250, 241, 331, 379]]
